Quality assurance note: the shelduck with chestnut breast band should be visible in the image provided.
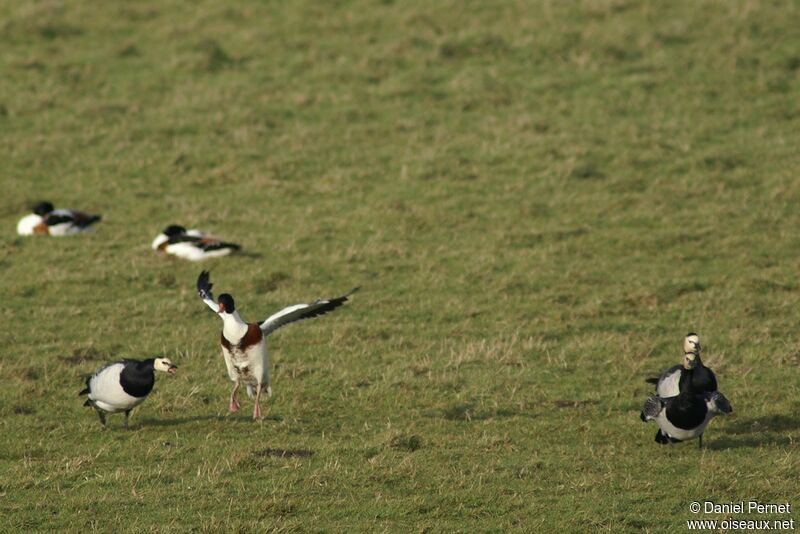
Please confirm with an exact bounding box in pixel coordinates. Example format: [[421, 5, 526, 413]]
[[152, 224, 241, 261], [197, 270, 358, 420], [17, 201, 102, 236]]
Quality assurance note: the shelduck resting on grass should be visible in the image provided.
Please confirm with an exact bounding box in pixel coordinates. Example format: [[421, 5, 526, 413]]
[[152, 224, 241, 261], [640, 359, 732, 448], [17, 201, 102, 236], [646, 332, 718, 398], [80, 357, 178, 429], [196, 270, 358, 420]]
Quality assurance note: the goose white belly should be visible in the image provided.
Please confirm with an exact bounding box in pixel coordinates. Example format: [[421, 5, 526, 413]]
[[654, 410, 712, 441], [88, 364, 147, 412], [92, 396, 147, 413]]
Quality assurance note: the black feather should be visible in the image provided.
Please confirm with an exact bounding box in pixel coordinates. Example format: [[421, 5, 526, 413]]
[[77, 214, 102, 227], [79, 375, 91, 396], [654, 430, 671, 444], [44, 213, 75, 226], [197, 240, 240, 252], [197, 270, 214, 300]]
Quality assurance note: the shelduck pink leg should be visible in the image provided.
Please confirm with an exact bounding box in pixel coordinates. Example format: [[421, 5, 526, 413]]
[[253, 383, 263, 420], [229, 381, 241, 413]]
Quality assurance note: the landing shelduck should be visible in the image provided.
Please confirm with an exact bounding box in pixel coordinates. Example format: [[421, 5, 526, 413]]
[[196, 270, 357, 420]]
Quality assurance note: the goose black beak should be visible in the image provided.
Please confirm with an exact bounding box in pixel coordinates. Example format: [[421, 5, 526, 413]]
[[167, 365, 178, 375]]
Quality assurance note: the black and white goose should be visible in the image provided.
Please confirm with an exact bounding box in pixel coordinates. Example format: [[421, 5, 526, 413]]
[[646, 333, 718, 398], [79, 357, 178, 429], [17, 201, 102, 236], [640, 363, 732, 448], [197, 270, 357, 420], [151, 224, 241, 261]]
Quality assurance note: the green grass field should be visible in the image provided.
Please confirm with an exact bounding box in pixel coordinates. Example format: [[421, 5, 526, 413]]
[[1, 0, 799, 531]]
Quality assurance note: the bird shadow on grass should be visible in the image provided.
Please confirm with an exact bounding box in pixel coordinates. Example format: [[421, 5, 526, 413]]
[[139, 413, 283, 427], [722, 414, 800, 435], [706, 434, 794, 450], [704, 414, 800, 449], [233, 251, 264, 260]]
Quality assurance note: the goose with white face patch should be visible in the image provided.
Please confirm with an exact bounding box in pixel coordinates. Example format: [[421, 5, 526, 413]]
[[79, 357, 178, 429], [640, 361, 732, 448], [646, 333, 718, 398], [197, 270, 358, 420], [17, 201, 102, 236], [152, 225, 241, 261]]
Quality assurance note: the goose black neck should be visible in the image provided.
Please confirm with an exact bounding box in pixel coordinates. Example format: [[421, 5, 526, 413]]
[[120, 359, 156, 398], [678, 366, 696, 398], [685, 351, 702, 363]]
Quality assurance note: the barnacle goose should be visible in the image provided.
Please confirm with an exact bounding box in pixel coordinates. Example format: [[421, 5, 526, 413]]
[[640, 362, 732, 448], [79, 357, 177, 429], [646, 333, 718, 397]]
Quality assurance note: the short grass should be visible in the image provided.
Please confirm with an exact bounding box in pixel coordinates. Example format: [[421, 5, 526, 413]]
[[1, 0, 799, 532]]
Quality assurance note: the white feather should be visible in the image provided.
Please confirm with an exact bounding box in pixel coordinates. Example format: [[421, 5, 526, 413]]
[[653, 396, 722, 441], [16, 214, 42, 235], [151, 234, 168, 250], [87, 363, 147, 413], [657, 370, 681, 398]]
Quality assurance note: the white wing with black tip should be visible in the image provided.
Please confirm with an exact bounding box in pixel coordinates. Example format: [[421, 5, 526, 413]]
[[197, 270, 219, 313], [259, 287, 359, 336]]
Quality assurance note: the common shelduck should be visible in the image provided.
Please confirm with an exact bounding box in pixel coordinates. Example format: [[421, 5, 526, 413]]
[[151, 225, 241, 261], [640, 363, 732, 448], [79, 357, 178, 429], [196, 270, 358, 420], [17, 201, 102, 236], [646, 333, 718, 397]]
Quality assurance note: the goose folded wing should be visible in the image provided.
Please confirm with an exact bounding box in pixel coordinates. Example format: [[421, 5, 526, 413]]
[[259, 288, 359, 335], [640, 395, 664, 421]]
